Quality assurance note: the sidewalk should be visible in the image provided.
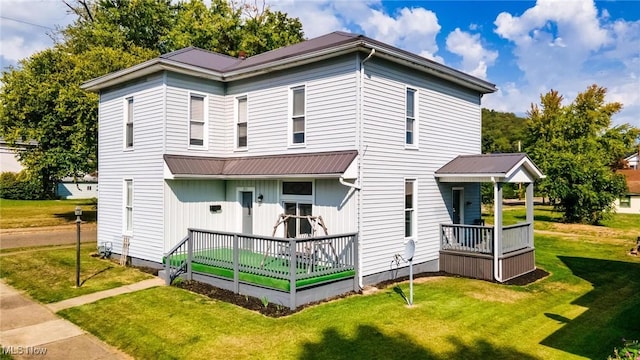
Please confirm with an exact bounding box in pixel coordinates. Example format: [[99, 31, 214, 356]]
[[0, 277, 164, 359], [0, 224, 97, 250]]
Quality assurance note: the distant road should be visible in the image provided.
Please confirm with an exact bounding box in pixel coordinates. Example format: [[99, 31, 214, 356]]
[[0, 223, 97, 249]]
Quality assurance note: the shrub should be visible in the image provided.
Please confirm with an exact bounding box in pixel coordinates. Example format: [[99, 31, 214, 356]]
[[0, 171, 47, 200], [609, 339, 639, 360]]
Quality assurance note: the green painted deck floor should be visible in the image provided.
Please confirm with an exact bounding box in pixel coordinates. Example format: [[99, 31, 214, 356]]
[[166, 248, 355, 291]]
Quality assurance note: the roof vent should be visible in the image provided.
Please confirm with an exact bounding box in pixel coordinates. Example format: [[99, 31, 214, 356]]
[[238, 50, 247, 60]]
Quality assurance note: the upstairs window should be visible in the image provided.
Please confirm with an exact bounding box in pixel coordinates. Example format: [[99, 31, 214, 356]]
[[125, 97, 134, 149], [291, 86, 305, 145], [189, 94, 205, 147], [237, 96, 248, 149], [406, 88, 416, 146]]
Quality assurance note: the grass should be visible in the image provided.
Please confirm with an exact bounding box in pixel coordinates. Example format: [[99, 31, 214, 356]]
[[0, 244, 152, 303], [52, 209, 639, 360], [0, 198, 97, 229]]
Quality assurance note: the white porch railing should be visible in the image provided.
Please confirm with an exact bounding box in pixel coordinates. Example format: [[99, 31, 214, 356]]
[[440, 222, 533, 256], [440, 224, 494, 254], [501, 223, 532, 254]]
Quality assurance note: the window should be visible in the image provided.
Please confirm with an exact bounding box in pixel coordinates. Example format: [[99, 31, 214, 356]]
[[291, 86, 305, 144], [282, 181, 312, 195], [87, 186, 92, 191], [189, 94, 205, 147], [125, 97, 134, 148], [125, 180, 133, 232], [620, 195, 631, 208], [405, 180, 415, 238], [237, 96, 247, 149], [406, 88, 416, 146], [284, 202, 312, 238]]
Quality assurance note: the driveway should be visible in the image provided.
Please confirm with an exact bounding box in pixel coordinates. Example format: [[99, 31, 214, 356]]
[[0, 223, 97, 250]]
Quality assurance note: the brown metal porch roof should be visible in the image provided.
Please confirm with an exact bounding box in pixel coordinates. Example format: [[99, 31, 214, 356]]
[[435, 153, 545, 182], [164, 150, 358, 178]]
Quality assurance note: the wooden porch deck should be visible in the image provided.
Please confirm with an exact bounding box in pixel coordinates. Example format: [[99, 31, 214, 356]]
[[439, 223, 535, 281], [164, 229, 358, 309]]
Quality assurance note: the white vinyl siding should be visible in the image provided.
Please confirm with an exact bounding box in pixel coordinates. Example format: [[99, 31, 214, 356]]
[[236, 96, 248, 149], [97, 73, 166, 262], [189, 94, 206, 148], [359, 57, 482, 277], [225, 55, 358, 155], [290, 86, 306, 146], [165, 73, 224, 155]]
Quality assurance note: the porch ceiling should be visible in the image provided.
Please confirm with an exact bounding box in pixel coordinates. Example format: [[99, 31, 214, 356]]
[[434, 153, 545, 183], [163, 150, 358, 179]]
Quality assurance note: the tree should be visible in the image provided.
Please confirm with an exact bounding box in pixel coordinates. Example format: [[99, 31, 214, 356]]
[[0, 0, 304, 198], [524, 85, 640, 224], [481, 108, 526, 154]]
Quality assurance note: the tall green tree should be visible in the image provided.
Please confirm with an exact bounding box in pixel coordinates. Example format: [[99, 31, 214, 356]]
[[525, 85, 640, 224], [481, 108, 526, 154], [0, 0, 303, 198]]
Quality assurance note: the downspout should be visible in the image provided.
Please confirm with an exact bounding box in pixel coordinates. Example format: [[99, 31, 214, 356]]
[[357, 48, 375, 288], [492, 176, 502, 282]]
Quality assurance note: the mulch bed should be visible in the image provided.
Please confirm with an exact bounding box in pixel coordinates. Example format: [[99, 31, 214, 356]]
[[172, 268, 549, 318]]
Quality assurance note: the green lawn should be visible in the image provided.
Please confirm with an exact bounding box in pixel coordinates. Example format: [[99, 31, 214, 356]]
[[52, 210, 639, 360], [0, 198, 97, 228], [0, 244, 152, 303]]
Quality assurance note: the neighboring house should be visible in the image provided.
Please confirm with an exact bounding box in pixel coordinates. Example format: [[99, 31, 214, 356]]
[[56, 173, 98, 199], [82, 32, 544, 309], [615, 169, 640, 214], [624, 152, 639, 170], [0, 138, 35, 173]]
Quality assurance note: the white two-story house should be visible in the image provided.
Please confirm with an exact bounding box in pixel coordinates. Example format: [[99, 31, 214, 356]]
[[83, 32, 544, 309]]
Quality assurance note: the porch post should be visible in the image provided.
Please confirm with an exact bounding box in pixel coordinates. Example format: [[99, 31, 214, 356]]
[[187, 229, 193, 281], [233, 234, 239, 294], [493, 181, 503, 282], [526, 182, 534, 247], [289, 239, 297, 310]]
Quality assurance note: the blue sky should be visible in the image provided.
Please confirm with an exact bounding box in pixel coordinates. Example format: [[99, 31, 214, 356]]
[[1, 0, 639, 126]]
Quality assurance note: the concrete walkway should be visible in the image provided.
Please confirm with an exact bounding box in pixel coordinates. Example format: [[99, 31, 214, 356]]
[[0, 277, 164, 359]]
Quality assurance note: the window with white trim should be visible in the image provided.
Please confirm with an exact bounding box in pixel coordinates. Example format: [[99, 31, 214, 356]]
[[405, 180, 415, 238], [406, 88, 416, 146], [619, 195, 631, 208], [189, 94, 205, 147], [291, 86, 305, 145], [125, 179, 133, 233], [236, 96, 247, 149], [125, 97, 134, 149]]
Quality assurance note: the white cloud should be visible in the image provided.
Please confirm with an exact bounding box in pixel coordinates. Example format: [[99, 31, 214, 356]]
[[0, 0, 72, 68], [271, 1, 444, 62], [358, 7, 442, 62], [446, 28, 497, 79], [490, 0, 639, 127]]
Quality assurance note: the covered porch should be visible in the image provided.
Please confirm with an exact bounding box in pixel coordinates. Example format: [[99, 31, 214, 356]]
[[435, 153, 545, 282]]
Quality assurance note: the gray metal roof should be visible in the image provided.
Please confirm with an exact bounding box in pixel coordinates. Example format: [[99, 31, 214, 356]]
[[164, 150, 358, 177], [82, 31, 497, 93], [436, 153, 530, 175], [160, 47, 240, 72]]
